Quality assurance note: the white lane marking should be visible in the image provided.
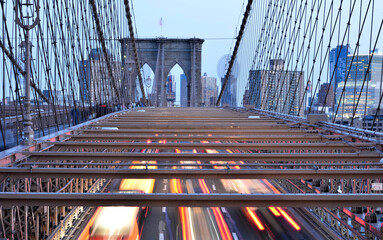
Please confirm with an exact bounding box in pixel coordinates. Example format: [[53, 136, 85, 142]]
[[212, 184, 216, 191], [163, 184, 167, 191], [162, 207, 166, 213], [188, 207, 196, 240], [232, 232, 239, 240]]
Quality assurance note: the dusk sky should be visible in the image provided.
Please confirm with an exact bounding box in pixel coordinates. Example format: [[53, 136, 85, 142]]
[[129, 0, 245, 80]]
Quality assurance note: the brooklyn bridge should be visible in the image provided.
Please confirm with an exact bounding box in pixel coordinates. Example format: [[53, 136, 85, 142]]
[[0, 0, 382, 239]]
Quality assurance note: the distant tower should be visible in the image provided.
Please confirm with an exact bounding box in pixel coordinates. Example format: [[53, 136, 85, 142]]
[[247, 59, 305, 116], [217, 54, 239, 106], [201, 73, 218, 107], [329, 45, 353, 109], [180, 74, 188, 107]]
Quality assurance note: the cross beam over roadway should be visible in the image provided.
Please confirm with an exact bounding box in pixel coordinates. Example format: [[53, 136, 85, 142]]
[[2, 107, 383, 209], [25, 151, 383, 162], [0, 193, 382, 208], [1, 167, 382, 179]]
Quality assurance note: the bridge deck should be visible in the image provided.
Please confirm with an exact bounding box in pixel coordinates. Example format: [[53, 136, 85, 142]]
[[1, 107, 383, 240]]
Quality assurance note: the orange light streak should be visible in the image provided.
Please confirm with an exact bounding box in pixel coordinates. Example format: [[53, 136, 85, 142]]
[[228, 161, 240, 169], [180, 207, 192, 240], [277, 207, 301, 231], [197, 160, 202, 169], [342, 208, 365, 226], [198, 179, 232, 240], [146, 139, 152, 144], [268, 207, 281, 216], [199, 179, 210, 194], [172, 178, 192, 240], [211, 207, 233, 240], [245, 207, 265, 230], [78, 206, 102, 240], [262, 179, 281, 194]]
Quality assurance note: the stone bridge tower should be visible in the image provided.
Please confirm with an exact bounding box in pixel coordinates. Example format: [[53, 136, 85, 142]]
[[120, 38, 204, 107]]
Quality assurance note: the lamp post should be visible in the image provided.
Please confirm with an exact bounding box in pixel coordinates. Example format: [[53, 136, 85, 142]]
[[128, 66, 133, 106], [15, 0, 40, 145], [145, 76, 152, 105]]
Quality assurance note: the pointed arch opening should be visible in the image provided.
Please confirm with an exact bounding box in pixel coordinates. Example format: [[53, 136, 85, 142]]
[[136, 63, 155, 104], [166, 63, 187, 107]]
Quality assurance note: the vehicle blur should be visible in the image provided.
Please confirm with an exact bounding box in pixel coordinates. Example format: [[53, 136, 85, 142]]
[[83, 156, 156, 240]]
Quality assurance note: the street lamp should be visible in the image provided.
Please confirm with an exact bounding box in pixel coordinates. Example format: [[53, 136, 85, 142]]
[[145, 76, 152, 104], [15, 0, 40, 145]]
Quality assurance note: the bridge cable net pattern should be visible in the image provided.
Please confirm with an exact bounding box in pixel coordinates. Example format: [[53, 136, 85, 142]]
[[0, 108, 382, 239], [222, 0, 383, 133], [0, 0, 142, 151]]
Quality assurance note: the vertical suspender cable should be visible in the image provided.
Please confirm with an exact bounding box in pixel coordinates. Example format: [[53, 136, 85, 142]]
[[89, 0, 121, 104], [123, 0, 147, 105], [216, 0, 254, 106]]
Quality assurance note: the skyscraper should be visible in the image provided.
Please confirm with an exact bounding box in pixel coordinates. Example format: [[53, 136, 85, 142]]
[[166, 74, 176, 106], [201, 73, 217, 107], [336, 53, 383, 119], [221, 75, 237, 106], [329, 45, 353, 105], [247, 59, 305, 116], [317, 83, 334, 108], [79, 48, 121, 106], [180, 74, 188, 107]]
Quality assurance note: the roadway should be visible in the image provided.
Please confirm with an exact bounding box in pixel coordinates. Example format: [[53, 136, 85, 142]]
[[141, 177, 318, 240], [79, 149, 328, 240], [24, 107, 381, 240]]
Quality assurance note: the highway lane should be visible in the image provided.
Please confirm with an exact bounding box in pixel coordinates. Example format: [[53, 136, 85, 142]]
[[141, 176, 319, 240], [80, 147, 327, 239]]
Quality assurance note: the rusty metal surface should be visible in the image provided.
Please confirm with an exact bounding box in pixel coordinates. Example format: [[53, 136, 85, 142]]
[[1, 167, 382, 179], [0, 193, 382, 207], [25, 151, 383, 162], [46, 141, 375, 151]]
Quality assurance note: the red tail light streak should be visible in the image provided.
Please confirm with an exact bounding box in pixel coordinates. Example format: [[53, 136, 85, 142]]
[[198, 179, 233, 240]]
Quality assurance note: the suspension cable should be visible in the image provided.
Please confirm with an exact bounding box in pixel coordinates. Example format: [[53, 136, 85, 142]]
[[89, 0, 121, 104], [123, 0, 147, 105], [216, 0, 254, 106]]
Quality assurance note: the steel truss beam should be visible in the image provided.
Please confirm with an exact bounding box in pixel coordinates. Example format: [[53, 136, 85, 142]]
[[47, 141, 375, 151], [25, 151, 383, 162], [81, 128, 323, 135], [0, 193, 382, 207], [1, 167, 382, 179], [67, 134, 330, 142]]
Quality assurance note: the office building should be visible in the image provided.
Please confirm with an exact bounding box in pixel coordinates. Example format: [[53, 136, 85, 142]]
[[79, 48, 121, 106], [221, 75, 237, 106], [247, 59, 305, 116], [180, 74, 188, 107], [336, 53, 383, 119], [201, 73, 217, 107], [317, 83, 334, 108]]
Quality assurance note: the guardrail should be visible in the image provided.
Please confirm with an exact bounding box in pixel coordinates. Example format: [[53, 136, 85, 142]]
[[250, 108, 383, 144], [47, 178, 110, 240]]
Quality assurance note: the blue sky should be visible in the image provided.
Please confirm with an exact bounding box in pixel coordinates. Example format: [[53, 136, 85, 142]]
[[130, 0, 245, 79]]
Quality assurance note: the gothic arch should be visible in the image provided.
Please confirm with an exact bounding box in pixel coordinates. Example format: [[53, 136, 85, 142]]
[[120, 38, 204, 107]]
